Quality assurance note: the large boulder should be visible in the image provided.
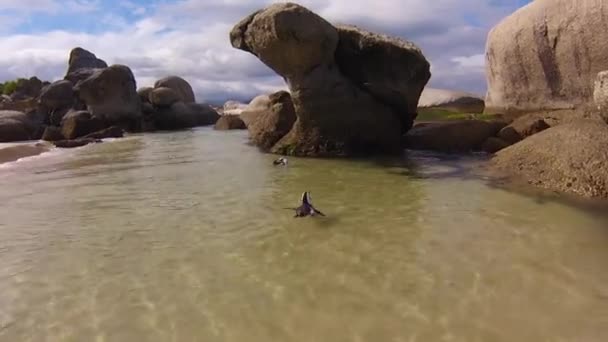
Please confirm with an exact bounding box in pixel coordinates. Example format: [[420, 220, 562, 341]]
[[488, 120, 608, 198], [230, 3, 430, 156], [65, 47, 108, 76], [153, 76, 195, 103], [214, 115, 247, 130], [39, 80, 74, 111], [153, 102, 219, 130], [75, 65, 141, 129], [60, 110, 104, 140], [0, 110, 42, 142], [418, 88, 485, 113], [244, 91, 296, 150], [404, 120, 507, 153], [593, 71, 608, 124], [149, 87, 181, 107], [485, 0, 608, 114]]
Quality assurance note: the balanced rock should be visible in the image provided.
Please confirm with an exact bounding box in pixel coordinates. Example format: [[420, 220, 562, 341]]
[[75, 65, 141, 129], [154, 76, 195, 103], [485, 0, 608, 114], [231, 3, 430, 156]]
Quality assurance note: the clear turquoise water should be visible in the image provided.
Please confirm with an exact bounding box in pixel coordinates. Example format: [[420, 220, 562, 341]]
[[1, 128, 607, 341]]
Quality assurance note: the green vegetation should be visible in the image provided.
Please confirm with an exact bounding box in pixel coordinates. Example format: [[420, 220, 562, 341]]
[[417, 108, 497, 122], [0, 79, 22, 96]]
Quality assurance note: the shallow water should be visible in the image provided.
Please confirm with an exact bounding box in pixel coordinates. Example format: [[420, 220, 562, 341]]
[[1, 128, 607, 342]]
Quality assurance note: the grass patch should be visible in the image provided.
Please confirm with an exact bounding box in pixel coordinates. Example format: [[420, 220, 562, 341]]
[[417, 108, 498, 122]]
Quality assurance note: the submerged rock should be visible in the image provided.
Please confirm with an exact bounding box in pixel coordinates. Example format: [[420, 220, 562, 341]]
[[83, 126, 124, 140], [53, 138, 101, 149], [404, 120, 506, 153], [153, 102, 220, 130]]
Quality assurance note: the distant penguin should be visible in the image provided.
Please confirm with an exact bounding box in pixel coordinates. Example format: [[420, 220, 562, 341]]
[[273, 157, 288, 166], [289, 191, 325, 218]]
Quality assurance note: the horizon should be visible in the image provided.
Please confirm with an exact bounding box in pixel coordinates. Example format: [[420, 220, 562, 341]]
[[0, 0, 532, 103]]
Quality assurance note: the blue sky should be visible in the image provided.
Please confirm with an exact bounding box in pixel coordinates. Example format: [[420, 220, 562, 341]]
[[0, 0, 532, 103]]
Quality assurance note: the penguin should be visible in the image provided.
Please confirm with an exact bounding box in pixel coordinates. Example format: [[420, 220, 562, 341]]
[[289, 191, 325, 218], [273, 157, 288, 166]]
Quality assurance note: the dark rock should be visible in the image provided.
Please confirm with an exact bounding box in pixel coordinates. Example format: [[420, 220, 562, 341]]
[[75, 65, 141, 129], [497, 115, 551, 144], [0, 110, 42, 142], [405, 120, 507, 153], [481, 137, 511, 154], [149, 87, 181, 107], [65, 47, 108, 76], [10, 77, 44, 100], [39, 80, 74, 110], [214, 115, 247, 130], [154, 76, 195, 103], [41, 126, 65, 142], [82, 126, 124, 139], [153, 102, 220, 130], [60, 110, 105, 140], [53, 138, 101, 149], [138, 87, 153, 104]]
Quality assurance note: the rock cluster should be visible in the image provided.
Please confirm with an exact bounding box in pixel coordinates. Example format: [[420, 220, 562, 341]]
[[0, 47, 220, 146]]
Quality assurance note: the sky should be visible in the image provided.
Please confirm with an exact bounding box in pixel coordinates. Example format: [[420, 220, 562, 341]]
[[0, 0, 532, 103]]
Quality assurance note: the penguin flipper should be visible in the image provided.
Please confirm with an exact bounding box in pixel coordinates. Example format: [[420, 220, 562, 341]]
[[311, 206, 325, 217]]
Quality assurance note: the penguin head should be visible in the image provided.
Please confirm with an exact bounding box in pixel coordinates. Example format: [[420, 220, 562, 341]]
[[301, 191, 311, 205]]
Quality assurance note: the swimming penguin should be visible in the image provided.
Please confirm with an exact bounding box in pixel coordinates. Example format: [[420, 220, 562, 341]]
[[273, 157, 288, 166], [290, 191, 325, 218]]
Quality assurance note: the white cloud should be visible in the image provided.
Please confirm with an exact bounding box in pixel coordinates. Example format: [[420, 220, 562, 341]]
[[0, 0, 522, 102]]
